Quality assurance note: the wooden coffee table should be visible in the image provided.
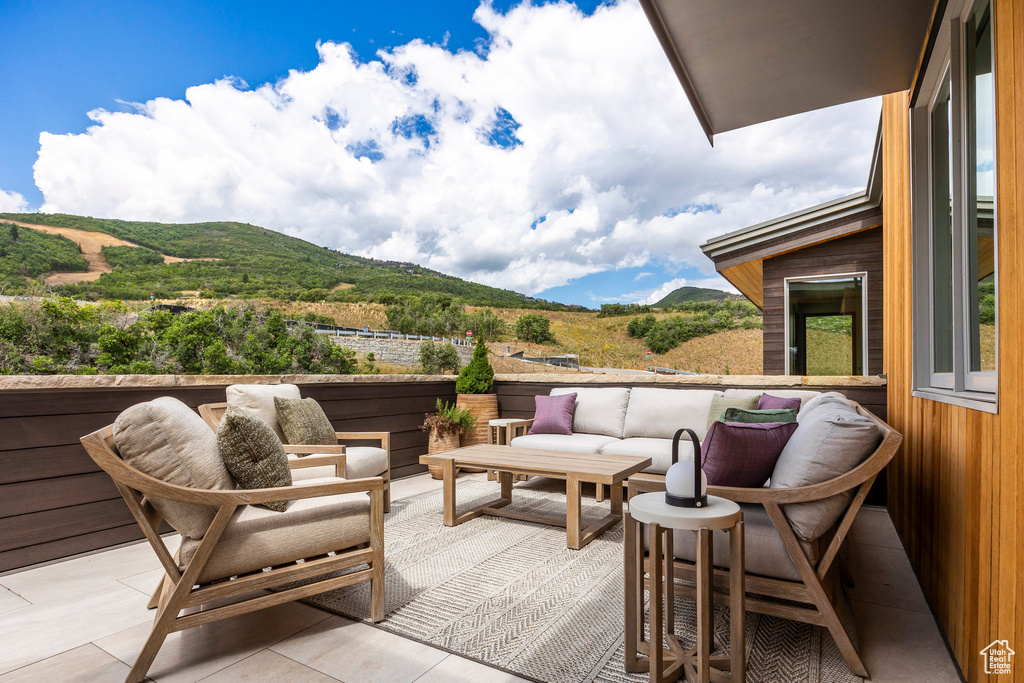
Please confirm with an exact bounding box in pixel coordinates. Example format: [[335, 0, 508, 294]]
[[419, 444, 652, 550]]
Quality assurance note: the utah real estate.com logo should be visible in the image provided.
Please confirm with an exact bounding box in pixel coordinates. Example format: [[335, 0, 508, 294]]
[[981, 640, 1014, 675]]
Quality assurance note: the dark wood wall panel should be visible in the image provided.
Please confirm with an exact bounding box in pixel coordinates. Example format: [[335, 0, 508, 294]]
[[761, 227, 884, 376], [0, 379, 455, 573]]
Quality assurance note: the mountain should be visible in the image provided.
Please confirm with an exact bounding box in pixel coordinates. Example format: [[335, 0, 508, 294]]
[[0, 213, 571, 309], [652, 285, 739, 308]]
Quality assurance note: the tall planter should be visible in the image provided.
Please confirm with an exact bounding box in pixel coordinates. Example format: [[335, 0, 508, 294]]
[[456, 393, 498, 447], [426, 428, 461, 479]]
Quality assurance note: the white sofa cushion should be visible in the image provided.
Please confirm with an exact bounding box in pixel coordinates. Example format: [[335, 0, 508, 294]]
[[622, 388, 721, 441], [723, 389, 822, 410], [599, 437, 693, 475], [291, 447, 388, 481], [510, 433, 619, 454], [550, 387, 631, 438]]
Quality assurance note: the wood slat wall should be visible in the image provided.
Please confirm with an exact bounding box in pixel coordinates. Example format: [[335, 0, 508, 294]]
[[0, 380, 455, 573], [761, 227, 884, 376], [882, 4, 1022, 675]]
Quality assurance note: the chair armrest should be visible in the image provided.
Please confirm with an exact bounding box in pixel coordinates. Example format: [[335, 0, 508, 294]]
[[505, 418, 533, 439], [287, 452, 346, 478], [283, 444, 346, 455], [335, 432, 390, 453]]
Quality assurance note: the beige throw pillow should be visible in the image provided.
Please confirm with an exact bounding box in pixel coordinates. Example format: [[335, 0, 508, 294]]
[[217, 405, 292, 512], [274, 396, 336, 447], [705, 393, 760, 433]]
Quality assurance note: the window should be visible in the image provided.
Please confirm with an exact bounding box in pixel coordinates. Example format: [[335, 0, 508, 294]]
[[785, 274, 867, 376], [912, 0, 997, 409]]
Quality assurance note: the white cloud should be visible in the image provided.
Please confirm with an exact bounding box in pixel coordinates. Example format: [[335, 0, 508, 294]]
[[633, 271, 652, 281], [0, 189, 27, 212], [32, 0, 879, 296]]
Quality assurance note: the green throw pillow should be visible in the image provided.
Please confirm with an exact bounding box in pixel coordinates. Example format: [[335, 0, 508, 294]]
[[217, 405, 292, 512], [720, 407, 798, 424], [706, 394, 760, 433], [274, 396, 336, 448]]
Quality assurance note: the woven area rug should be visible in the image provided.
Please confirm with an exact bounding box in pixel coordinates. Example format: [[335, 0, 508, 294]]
[[303, 480, 862, 683]]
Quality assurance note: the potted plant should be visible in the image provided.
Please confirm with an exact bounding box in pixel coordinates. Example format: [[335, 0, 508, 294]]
[[455, 340, 498, 451], [422, 399, 477, 479]]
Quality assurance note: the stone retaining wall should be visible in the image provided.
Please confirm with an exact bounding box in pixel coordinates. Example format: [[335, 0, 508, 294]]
[[329, 337, 475, 367]]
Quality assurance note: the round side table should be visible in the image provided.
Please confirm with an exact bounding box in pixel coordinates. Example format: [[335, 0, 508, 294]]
[[625, 493, 746, 683], [487, 418, 522, 445]]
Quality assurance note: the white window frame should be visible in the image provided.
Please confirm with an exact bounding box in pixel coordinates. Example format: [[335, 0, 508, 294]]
[[783, 272, 869, 376], [911, 0, 998, 412]]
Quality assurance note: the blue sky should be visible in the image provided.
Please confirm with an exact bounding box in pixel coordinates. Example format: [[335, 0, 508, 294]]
[[0, 1, 878, 307]]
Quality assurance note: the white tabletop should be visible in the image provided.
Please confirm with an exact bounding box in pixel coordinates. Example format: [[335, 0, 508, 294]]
[[488, 418, 523, 426], [629, 492, 742, 530]]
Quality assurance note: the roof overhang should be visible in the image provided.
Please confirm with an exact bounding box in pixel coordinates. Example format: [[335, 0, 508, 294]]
[[639, 0, 936, 143]]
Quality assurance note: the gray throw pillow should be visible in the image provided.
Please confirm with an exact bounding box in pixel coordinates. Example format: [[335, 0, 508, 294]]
[[274, 396, 336, 447], [217, 405, 292, 512], [705, 393, 760, 433], [770, 403, 881, 541]]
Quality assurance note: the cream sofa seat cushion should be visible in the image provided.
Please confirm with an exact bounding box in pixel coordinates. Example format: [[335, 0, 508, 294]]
[[771, 402, 882, 542], [550, 387, 631, 438], [290, 447, 388, 481], [623, 388, 721, 441], [599, 437, 692, 475], [510, 433, 619, 454], [646, 503, 818, 582], [113, 396, 234, 539], [226, 383, 301, 441], [178, 478, 371, 584]]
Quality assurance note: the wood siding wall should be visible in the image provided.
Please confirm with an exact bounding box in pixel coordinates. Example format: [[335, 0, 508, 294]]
[[0, 380, 454, 573], [883, 2, 1023, 676], [762, 227, 884, 376]]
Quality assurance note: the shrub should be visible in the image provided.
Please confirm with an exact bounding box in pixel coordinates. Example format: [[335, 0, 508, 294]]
[[455, 340, 494, 394], [626, 314, 656, 339], [419, 341, 461, 374], [515, 313, 555, 344]]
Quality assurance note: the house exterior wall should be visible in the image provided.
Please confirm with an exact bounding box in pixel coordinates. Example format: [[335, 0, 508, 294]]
[[761, 227, 884, 376], [883, 2, 1023, 676]]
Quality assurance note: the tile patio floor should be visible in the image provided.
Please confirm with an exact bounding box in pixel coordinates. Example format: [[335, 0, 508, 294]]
[[0, 473, 963, 683]]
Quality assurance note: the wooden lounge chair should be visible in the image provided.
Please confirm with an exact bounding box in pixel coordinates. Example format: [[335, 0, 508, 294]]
[[81, 417, 385, 683], [198, 387, 391, 513], [627, 403, 902, 678]]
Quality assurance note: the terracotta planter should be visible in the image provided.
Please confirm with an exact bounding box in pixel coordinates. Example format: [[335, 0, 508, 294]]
[[456, 393, 499, 472], [426, 428, 461, 479]]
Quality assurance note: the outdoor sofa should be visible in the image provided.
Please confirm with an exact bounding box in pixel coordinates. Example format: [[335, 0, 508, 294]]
[[508, 385, 902, 677]]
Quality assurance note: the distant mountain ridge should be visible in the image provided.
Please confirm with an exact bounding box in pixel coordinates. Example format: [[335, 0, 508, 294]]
[[0, 213, 572, 310], [653, 285, 740, 308]]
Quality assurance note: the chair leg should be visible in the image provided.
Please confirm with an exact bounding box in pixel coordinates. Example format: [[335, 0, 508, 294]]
[[383, 481, 391, 514], [146, 574, 168, 610]]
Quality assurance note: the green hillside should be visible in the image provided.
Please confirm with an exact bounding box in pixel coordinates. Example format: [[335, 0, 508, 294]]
[[0, 223, 88, 281], [0, 213, 568, 309], [653, 285, 739, 308]]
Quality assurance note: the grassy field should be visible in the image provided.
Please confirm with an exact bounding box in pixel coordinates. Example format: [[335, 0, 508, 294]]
[[805, 329, 855, 375]]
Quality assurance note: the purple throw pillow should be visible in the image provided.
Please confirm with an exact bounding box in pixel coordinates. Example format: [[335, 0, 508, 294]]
[[701, 421, 799, 488], [758, 393, 802, 412], [529, 393, 577, 435]]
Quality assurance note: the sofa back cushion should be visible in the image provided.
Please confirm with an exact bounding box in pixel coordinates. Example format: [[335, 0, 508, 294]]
[[623, 388, 721, 441], [770, 402, 882, 541], [226, 384, 301, 441], [702, 421, 799, 488], [550, 387, 631, 438], [113, 396, 234, 539], [723, 388, 822, 409]]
